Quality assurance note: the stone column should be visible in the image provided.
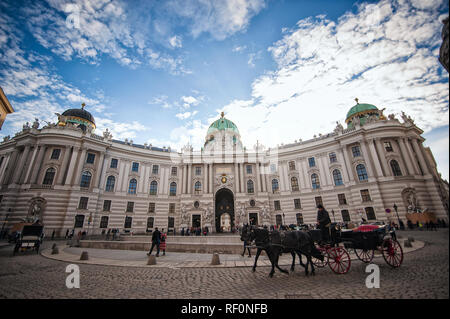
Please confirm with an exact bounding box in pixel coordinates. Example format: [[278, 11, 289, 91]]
[[94, 153, 105, 189], [319, 156, 331, 185], [56, 146, 71, 185], [64, 146, 79, 185], [12, 145, 30, 184], [262, 163, 267, 192], [234, 162, 240, 193], [360, 140, 374, 177], [336, 150, 350, 183], [23, 146, 39, 184], [73, 148, 87, 186], [374, 139, 389, 176], [239, 163, 245, 193], [368, 139, 384, 177], [341, 146, 353, 181], [404, 139, 421, 175], [209, 163, 213, 193], [397, 138, 415, 176], [181, 164, 186, 194], [30, 146, 46, 185], [204, 163, 208, 193], [255, 161, 261, 193], [301, 159, 310, 188], [0, 152, 12, 185], [296, 159, 306, 189], [99, 155, 110, 190], [411, 139, 430, 175], [187, 164, 191, 194]]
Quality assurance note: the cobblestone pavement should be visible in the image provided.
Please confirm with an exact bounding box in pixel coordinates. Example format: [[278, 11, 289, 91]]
[[0, 230, 447, 299]]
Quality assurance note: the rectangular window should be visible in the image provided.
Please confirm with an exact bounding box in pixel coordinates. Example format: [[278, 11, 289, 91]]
[[246, 165, 252, 174], [289, 161, 296, 171], [126, 201, 134, 212], [308, 157, 316, 167], [274, 200, 281, 211], [314, 196, 323, 207], [195, 166, 202, 175], [296, 213, 303, 225], [294, 198, 301, 209], [132, 162, 139, 172], [86, 153, 95, 164], [341, 210, 351, 222], [147, 217, 154, 230], [384, 141, 393, 152], [148, 202, 155, 213], [152, 165, 159, 174], [100, 216, 109, 229], [78, 197, 89, 210], [103, 200, 111, 211], [110, 158, 118, 168], [338, 194, 347, 205], [276, 214, 282, 226], [169, 203, 175, 214], [171, 167, 177, 176], [352, 146, 361, 157], [329, 152, 337, 163], [124, 216, 132, 228], [168, 217, 175, 228], [360, 189, 371, 202], [51, 149, 61, 160]]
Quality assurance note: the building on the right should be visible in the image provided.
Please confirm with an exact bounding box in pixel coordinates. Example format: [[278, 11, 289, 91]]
[[0, 87, 14, 130]]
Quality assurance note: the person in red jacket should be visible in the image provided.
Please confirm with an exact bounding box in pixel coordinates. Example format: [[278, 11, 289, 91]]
[[160, 228, 167, 256]]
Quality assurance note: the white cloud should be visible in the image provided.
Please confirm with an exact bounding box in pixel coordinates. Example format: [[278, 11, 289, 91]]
[[233, 45, 247, 52], [169, 35, 183, 48], [166, 0, 266, 40], [218, 0, 448, 156], [175, 110, 198, 120], [95, 117, 148, 140]]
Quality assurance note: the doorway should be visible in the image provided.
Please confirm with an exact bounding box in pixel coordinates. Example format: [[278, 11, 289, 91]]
[[192, 214, 201, 228], [215, 188, 234, 233], [249, 213, 258, 226]]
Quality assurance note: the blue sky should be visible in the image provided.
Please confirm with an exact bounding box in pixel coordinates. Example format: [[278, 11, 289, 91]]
[[0, 0, 448, 179]]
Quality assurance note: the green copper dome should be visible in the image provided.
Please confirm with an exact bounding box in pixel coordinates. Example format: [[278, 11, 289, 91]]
[[346, 103, 378, 121], [207, 116, 239, 136]]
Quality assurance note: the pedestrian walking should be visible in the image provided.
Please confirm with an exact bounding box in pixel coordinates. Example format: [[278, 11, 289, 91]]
[[65, 229, 69, 239], [147, 227, 161, 257], [160, 228, 167, 256]]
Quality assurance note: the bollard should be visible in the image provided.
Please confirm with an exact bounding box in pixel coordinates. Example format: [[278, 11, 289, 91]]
[[404, 240, 412, 248], [147, 255, 157, 265], [408, 236, 415, 242], [211, 253, 221, 265], [80, 251, 89, 260], [51, 243, 57, 249], [51, 246, 59, 255]]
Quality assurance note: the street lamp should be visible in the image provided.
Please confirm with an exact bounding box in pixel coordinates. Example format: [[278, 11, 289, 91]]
[[331, 209, 336, 223], [393, 203, 401, 226], [282, 212, 285, 226]]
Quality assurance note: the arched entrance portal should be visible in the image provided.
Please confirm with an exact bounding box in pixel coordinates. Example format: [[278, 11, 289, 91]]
[[215, 188, 234, 233]]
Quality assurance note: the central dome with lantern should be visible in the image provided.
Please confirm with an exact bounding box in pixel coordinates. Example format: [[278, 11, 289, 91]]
[[345, 98, 386, 128], [56, 103, 96, 133], [204, 112, 243, 151]]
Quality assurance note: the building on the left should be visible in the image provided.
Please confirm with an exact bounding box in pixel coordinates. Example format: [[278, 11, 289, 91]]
[[0, 87, 14, 130]]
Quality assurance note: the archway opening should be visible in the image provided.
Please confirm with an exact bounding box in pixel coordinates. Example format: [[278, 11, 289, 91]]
[[215, 188, 234, 233]]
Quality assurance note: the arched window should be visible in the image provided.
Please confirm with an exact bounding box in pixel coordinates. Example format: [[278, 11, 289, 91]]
[[333, 169, 343, 186], [43, 167, 56, 185], [390, 160, 402, 176], [169, 182, 177, 196], [80, 171, 92, 188], [194, 181, 202, 193], [150, 181, 158, 195], [105, 176, 115, 192], [291, 177, 299, 191], [128, 178, 137, 194], [311, 173, 320, 189], [356, 164, 368, 181], [272, 179, 279, 192], [247, 180, 254, 193]]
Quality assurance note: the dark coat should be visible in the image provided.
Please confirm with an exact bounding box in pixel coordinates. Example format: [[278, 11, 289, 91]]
[[151, 230, 161, 243], [317, 209, 331, 227]]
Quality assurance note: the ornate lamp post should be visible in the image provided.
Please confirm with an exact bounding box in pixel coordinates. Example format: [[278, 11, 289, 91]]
[[282, 212, 285, 226], [393, 203, 401, 226]]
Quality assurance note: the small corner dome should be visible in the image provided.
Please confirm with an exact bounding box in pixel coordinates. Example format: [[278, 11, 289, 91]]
[[345, 102, 378, 123], [61, 108, 96, 126]]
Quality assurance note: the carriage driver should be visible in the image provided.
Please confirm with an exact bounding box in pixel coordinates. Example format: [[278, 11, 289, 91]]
[[316, 204, 332, 244]]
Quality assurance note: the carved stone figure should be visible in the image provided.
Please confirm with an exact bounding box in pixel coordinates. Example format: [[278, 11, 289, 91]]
[[55, 113, 67, 124], [23, 122, 30, 130], [204, 206, 212, 224], [32, 118, 40, 129], [103, 128, 112, 140], [334, 121, 344, 133], [388, 114, 396, 121], [181, 204, 189, 223], [2, 135, 10, 142]]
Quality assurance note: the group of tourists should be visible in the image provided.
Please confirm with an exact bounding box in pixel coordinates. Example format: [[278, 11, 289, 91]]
[[407, 219, 447, 230], [180, 226, 209, 236], [146, 227, 167, 257]]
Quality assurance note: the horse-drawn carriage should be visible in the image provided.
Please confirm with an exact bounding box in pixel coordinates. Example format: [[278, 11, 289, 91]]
[[310, 223, 403, 274], [12, 225, 44, 256], [240, 222, 403, 277]]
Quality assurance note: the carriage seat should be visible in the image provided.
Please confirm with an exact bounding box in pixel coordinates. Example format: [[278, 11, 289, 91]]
[[22, 235, 41, 241]]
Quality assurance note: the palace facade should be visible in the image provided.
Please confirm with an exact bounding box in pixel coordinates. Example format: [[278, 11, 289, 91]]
[[0, 100, 448, 235]]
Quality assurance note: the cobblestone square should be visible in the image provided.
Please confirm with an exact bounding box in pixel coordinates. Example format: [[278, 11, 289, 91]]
[[0, 229, 448, 299]]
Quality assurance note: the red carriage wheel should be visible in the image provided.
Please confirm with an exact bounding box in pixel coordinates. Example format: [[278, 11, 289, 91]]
[[382, 238, 403, 268], [354, 248, 374, 263], [312, 246, 328, 268], [327, 247, 351, 274]]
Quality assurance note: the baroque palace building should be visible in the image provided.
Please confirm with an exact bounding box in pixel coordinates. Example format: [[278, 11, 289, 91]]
[[0, 100, 448, 236]]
